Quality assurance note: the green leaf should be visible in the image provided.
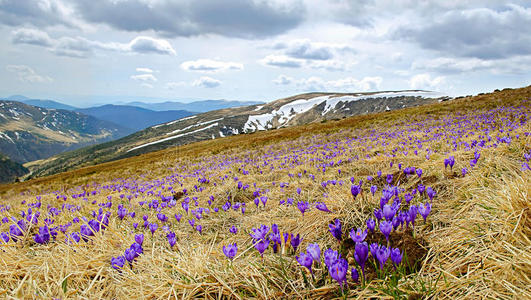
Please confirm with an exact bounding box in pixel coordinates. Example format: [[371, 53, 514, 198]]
[[61, 277, 68, 293]]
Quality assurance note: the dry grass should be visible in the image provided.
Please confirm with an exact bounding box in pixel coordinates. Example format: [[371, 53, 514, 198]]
[[0, 86, 530, 299]]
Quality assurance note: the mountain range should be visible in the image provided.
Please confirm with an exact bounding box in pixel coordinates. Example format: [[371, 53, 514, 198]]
[[75, 105, 195, 131], [26, 90, 448, 178], [0, 101, 131, 163]]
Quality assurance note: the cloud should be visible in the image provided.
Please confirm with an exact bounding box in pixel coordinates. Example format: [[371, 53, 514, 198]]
[[274, 39, 356, 60], [130, 74, 157, 82], [140, 83, 154, 89], [408, 74, 445, 90], [412, 56, 531, 75], [11, 29, 177, 58], [0, 0, 80, 28], [277, 75, 382, 92], [6, 65, 53, 83], [394, 4, 531, 59], [262, 39, 357, 70], [192, 76, 221, 88], [273, 75, 294, 85], [180, 59, 244, 73], [11, 28, 54, 47], [260, 55, 304, 68], [70, 0, 305, 39], [127, 36, 176, 55], [136, 67, 154, 73]]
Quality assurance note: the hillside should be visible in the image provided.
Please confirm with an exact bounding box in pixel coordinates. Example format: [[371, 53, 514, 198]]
[[76, 105, 195, 131], [0, 101, 132, 163], [27, 90, 446, 178], [0, 86, 528, 299], [0, 153, 28, 183]]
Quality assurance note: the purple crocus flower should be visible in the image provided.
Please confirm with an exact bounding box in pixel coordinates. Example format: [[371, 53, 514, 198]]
[[390, 247, 402, 268], [379, 221, 393, 242], [370, 243, 379, 258], [366, 218, 376, 232], [315, 202, 331, 213], [297, 201, 309, 216], [306, 243, 321, 263], [124, 248, 136, 263], [229, 225, 238, 234], [296, 251, 314, 274], [416, 168, 423, 178], [254, 239, 270, 257], [117, 207, 127, 220], [290, 233, 302, 252], [223, 243, 237, 260], [328, 219, 342, 241], [417, 183, 425, 194], [134, 234, 144, 245], [386, 174, 393, 185], [157, 213, 168, 222], [149, 223, 158, 234], [250, 224, 269, 241], [376, 246, 390, 270], [418, 202, 432, 221], [351, 185, 361, 199], [408, 205, 418, 227], [426, 187, 436, 201], [175, 214, 182, 222], [196, 225, 202, 234], [167, 232, 177, 247], [351, 267, 359, 283], [349, 228, 367, 243], [354, 242, 369, 276], [324, 248, 338, 268], [329, 258, 348, 289], [370, 185, 377, 196], [462, 167, 468, 176], [382, 204, 395, 221], [374, 208, 383, 221], [111, 256, 125, 270], [131, 242, 143, 255]]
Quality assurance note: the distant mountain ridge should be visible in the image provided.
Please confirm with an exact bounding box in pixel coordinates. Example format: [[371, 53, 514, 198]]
[[27, 90, 448, 178], [0, 101, 132, 163], [75, 105, 196, 131], [123, 100, 263, 112]]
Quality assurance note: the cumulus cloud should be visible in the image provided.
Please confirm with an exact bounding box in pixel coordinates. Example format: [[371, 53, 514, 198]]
[[6, 65, 53, 83], [262, 39, 357, 70], [11, 28, 54, 47], [136, 67, 154, 73], [0, 0, 81, 28], [192, 76, 221, 88], [11, 29, 176, 58], [394, 4, 531, 59], [180, 59, 243, 73], [140, 83, 154, 89], [70, 0, 305, 39], [272, 75, 294, 85], [260, 55, 304, 68], [276, 75, 382, 92], [127, 36, 176, 55], [274, 39, 356, 60], [412, 56, 531, 75], [408, 74, 445, 90], [130, 73, 157, 82]]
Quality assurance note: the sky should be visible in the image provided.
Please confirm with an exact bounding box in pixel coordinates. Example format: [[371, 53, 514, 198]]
[[0, 0, 530, 107]]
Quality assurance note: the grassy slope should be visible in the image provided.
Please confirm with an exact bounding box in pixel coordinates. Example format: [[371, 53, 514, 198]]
[[0, 86, 529, 298]]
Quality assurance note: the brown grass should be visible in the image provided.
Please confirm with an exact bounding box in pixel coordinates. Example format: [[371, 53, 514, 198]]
[[0, 86, 530, 299]]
